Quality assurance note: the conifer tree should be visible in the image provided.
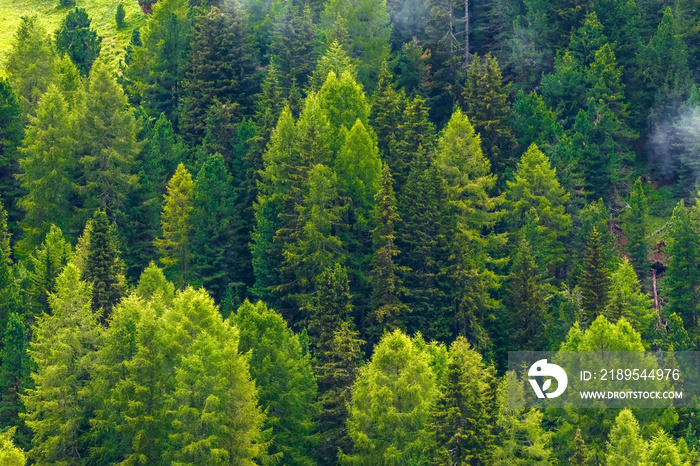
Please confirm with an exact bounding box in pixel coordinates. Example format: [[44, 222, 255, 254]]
[[540, 52, 586, 129], [254, 63, 285, 146], [604, 259, 654, 333], [77, 59, 139, 219], [429, 337, 495, 465], [368, 164, 409, 338], [309, 263, 354, 348], [647, 430, 684, 466], [568, 12, 608, 66], [310, 40, 358, 89], [155, 163, 194, 288], [269, 0, 317, 91], [0, 312, 32, 449], [234, 300, 318, 466], [83, 210, 125, 319], [116, 3, 126, 28], [141, 113, 186, 195], [341, 330, 437, 464], [605, 409, 648, 465], [0, 80, 23, 230], [370, 62, 407, 158], [17, 85, 76, 255], [317, 71, 371, 154], [623, 178, 649, 278], [666, 200, 700, 331], [388, 95, 435, 191], [507, 240, 548, 350], [571, 429, 587, 466], [22, 264, 101, 465], [5, 16, 58, 119], [463, 53, 516, 174], [315, 320, 363, 465], [179, 3, 258, 145], [580, 228, 610, 326], [55, 8, 102, 76], [25, 224, 72, 319], [0, 428, 26, 466]]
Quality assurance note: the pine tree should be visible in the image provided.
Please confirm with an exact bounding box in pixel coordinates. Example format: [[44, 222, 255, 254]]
[[604, 258, 654, 333], [179, 3, 258, 145], [314, 320, 363, 465], [580, 228, 610, 326], [22, 263, 101, 465], [340, 330, 437, 464], [190, 153, 239, 302], [507, 240, 548, 350], [429, 337, 495, 465], [463, 53, 516, 174], [269, 0, 317, 90], [5, 16, 58, 120], [510, 90, 564, 154], [83, 210, 125, 320], [0, 312, 32, 448], [0, 79, 23, 231], [320, 0, 391, 89], [370, 62, 407, 158], [388, 95, 435, 191], [16, 85, 76, 255], [55, 8, 102, 76], [155, 163, 194, 287], [25, 224, 72, 319], [605, 409, 648, 465], [623, 178, 649, 278], [77, 59, 139, 220], [234, 300, 318, 466], [666, 200, 700, 331]]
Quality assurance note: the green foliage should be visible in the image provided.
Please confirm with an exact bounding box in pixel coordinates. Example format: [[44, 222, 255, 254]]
[[370, 62, 407, 158], [155, 163, 194, 287], [0, 312, 32, 448], [0, 428, 26, 466], [234, 300, 318, 466], [0, 79, 23, 230], [318, 70, 371, 154], [605, 258, 655, 334], [115, 3, 125, 29], [341, 330, 438, 464], [25, 224, 72, 318], [666, 200, 700, 331], [310, 40, 358, 90], [580, 227, 611, 327], [623, 178, 649, 277], [269, 0, 317, 90], [388, 95, 434, 191], [55, 8, 102, 76], [648, 429, 684, 466], [571, 429, 587, 466], [605, 409, 647, 466]]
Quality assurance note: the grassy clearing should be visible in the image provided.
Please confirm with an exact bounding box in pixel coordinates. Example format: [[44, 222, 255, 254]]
[[0, 0, 146, 69]]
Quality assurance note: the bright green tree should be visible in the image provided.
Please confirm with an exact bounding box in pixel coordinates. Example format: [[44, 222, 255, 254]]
[[317, 71, 371, 154], [580, 227, 610, 327], [155, 163, 194, 287], [623, 178, 649, 278], [25, 224, 72, 319], [666, 200, 700, 331], [604, 258, 654, 333], [605, 409, 648, 466], [429, 337, 495, 465], [5, 16, 58, 119], [234, 300, 318, 466], [16, 85, 76, 255], [22, 263, 101, 464], [340, 330, 438, 464], [55, 8, 102, 76], [83, 210, 125, 320], [310, 40, 358, 89], [568, 12, 607, 66], [647, 430, 684, 466], [0, 428, 26, 466]]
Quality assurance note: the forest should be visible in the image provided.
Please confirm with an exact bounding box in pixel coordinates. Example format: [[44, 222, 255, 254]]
[[1, 0, 700, 463]]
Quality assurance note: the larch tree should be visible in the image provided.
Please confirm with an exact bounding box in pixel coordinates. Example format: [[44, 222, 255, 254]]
[[0, 428, 26, 466], [604, 258, 654, 334], [155, 163, 194, 288], [54, 8, 102, 76], [605, 409, 648, 466], [310, 40, 358, 90]]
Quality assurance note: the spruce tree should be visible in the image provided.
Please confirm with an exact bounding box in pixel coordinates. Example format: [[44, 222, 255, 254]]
[[77, 59, 139, 220], [234, 300, 318, 466], [647, 430, 684, 466], [155, 163, 194, 288], [623, 178, 649, 278], [141, 113, 186, 195], [0, 312, 32, 445], [510, 90, 564, 157], [540, 51, 586, 129], [179, 3, 258, 145], [191, 153, 239, 302], [388, 95, 435, 191], [605, 409, 648, 466], [254, 62, 285, 147], [666, 200, 700, 331], [568, 12, 608, 66], [580, 228, 610, 326], [507, 240, 548, 350], [370, 62, 407, 158], [0, 428, 26, 466], [55, 8, 102, 76], [429, 337, 495, 465], [340, 330, 437, 464], [0, 79, 23, 231], [571, 429, 587, 466], [269, 0, 317, 91], [604, 258, 654, 333], [22, 264, 101, 465], [463, 53, 516, 175], [25, 224, 72, 319], [17, 85, 76, 255], [83, 210, 125, 320], [309, 263, 354, 348], [310, 40, 358, 89], [5, 16, 58, 119]]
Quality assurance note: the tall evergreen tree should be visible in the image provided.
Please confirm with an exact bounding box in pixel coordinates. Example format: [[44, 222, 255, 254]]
[[310, 40, 358, 89], [369, 62, 407, 158], [507, 240, 548, 350], [83, 210, 125, 320], [666, 200, 700, 331], [155, 163, 194, 288], [269, 0, 317, 90], [623, 178, 649, 278], [571, 429, 587, 466], [605, 409, 648, 466], [309, 263, 354, 348], [16, 85, 76, 255], [54, 8, 102, 76], [0, 80, 23, 231], [179, 3, 258, 145], [5, 16, 58, 120], [0, 428, 26, 466], [429, 337, 495, 465], [25, 224, 72, 319], [388, 95, 434, 191], [0, 312, 32, 449], [604, 259, 654, 337], [580, 227, 610, 327]]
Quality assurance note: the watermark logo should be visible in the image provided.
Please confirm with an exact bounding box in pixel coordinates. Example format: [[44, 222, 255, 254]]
[[528, 359, 568, 399]]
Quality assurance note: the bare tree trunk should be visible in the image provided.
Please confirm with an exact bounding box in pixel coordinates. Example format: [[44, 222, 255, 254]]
[[464, 0, 469, 66], [652, 269, 663, 329]]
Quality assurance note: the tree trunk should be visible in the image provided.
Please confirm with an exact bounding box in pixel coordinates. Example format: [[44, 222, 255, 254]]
[[464, 0, 470, 66]]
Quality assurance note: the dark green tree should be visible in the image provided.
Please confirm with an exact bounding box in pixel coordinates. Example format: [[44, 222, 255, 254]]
[[0, 312, 32, 449], [370, 62, 407, 158], [622, 178, 649, 278], [666, 200, 700, 331], [580, 228, 610, 327], [116, 3, 126, 28], [269, 0, 317, 90], [388, 95, 435, 191], [179, 3, 258, 145], [507, 240, 548, 350], [55, 8, 102, 76], [571, 429, 587, 466], [309, 263, 353, 347], [83, 210, 125, 320], [0, 80, 23, 231]]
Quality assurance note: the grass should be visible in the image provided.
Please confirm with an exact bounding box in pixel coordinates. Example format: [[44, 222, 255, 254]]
[[0, 0, 146, 71]]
